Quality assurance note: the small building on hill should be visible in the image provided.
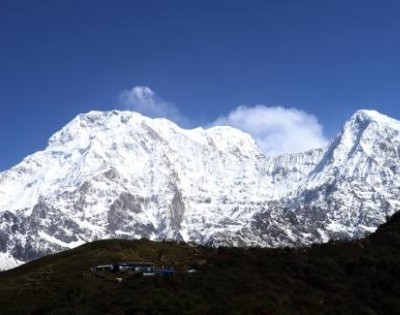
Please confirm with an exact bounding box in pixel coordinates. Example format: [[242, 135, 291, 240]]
[[91, 262, 154, 273]]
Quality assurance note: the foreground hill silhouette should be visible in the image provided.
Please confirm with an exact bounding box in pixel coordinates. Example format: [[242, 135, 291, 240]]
[[1, 212, 400, 315]]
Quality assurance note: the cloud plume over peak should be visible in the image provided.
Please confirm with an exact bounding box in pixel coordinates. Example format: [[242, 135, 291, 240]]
[[213, 105, 328, 156], [119, 86, 185, 124]]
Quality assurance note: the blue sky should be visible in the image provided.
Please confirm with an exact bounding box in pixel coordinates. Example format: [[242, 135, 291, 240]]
[[1, 0, 400, 171]]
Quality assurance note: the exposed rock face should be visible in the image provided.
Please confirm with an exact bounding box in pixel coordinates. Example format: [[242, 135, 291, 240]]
[[1, 109, 400, 269]]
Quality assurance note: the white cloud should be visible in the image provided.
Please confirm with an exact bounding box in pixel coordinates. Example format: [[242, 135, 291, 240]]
[[213, 105, 328, 156], [119, 86, 186, 124]]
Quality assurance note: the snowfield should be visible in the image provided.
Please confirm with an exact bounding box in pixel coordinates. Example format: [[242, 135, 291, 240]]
[[1, 109, 400, 270]]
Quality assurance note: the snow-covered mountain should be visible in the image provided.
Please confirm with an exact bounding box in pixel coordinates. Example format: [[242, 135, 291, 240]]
[[1, 109, 400, 270]]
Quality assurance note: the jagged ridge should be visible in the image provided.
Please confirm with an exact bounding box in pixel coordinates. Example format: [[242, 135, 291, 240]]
[[0, 109, 399, 270]]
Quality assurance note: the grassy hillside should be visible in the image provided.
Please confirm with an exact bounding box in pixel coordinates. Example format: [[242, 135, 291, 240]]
[[1, 213, 400, 315]]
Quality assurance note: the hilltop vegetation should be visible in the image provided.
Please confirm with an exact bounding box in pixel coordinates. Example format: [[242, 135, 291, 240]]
[[2, 213, 400, 314]]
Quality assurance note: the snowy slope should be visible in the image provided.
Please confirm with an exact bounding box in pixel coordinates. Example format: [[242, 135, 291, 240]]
[[0, 253, 24, 271], [0, 109, 399, 270]]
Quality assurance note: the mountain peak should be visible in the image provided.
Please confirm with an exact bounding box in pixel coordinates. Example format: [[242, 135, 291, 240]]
[[338, 109, 400, 143], [350, 109, 399, 126], [1, 108, 400, 270], [352, 109, 382, 120]]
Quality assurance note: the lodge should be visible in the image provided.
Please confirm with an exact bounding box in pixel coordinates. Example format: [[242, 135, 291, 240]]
[[90, 262, 175, 277], [113, 262, 154, 273]]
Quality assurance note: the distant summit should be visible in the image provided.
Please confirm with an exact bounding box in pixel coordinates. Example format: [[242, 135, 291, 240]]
[[350, 109, 400, 124]]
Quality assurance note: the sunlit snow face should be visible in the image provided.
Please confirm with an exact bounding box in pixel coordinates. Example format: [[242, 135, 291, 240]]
[[0, 109, 399, 271]]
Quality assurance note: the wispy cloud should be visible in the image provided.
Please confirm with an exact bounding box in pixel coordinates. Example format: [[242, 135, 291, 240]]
[[213, 105, 328, 156], [119, 86, 186, 125], [119, 86, 328, 156]]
